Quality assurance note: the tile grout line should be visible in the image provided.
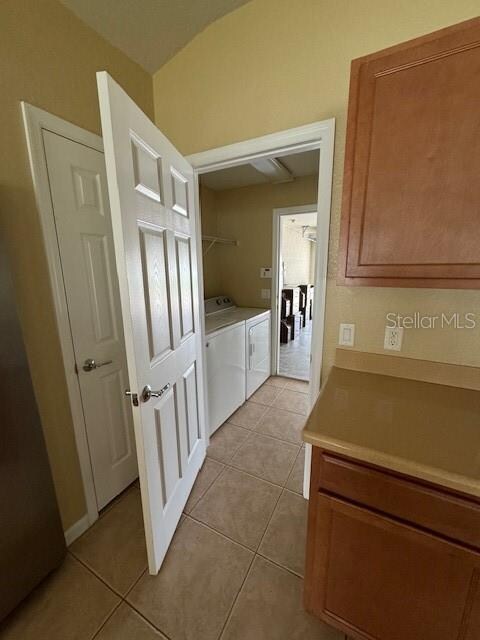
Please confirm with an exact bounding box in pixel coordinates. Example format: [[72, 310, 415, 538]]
[[90, 599, 124, 640], [216, 553, 257, 640], [124, 600, 176, 640], [184, 513, 256, 556], [256, 547, 304, 580], [249, 399, 309, 415], [223, 461, 294, 490], [233, 425, 302, 450], [67, 551, 128, 600], [284, 445, 303, 492], [186, 463, 230, 515], [184, 460, 227, 514], [123, 566, 148, 600], [250, 426, 305, 447]]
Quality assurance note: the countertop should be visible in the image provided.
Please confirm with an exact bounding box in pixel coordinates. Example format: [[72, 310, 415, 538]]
[[303, 366, 480, 498]]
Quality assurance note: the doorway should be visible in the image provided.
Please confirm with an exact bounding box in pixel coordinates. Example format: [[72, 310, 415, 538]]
[[274, 206, 318, 381], [189, 120, 334, 420]]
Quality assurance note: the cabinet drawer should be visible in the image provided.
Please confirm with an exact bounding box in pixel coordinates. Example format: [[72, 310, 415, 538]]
[[317, 451, 480, 549]]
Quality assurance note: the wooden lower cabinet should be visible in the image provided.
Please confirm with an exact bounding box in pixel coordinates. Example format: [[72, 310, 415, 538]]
[[304, 451, 480, 640]]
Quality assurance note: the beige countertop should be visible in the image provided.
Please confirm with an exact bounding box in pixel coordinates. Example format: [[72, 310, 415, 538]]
[[303, 366, 480, 498]]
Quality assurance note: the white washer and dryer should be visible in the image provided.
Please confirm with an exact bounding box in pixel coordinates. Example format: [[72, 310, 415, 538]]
[[204, 296, 271, 434]]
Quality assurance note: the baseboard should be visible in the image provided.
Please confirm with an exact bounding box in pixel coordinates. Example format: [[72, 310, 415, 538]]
[[64, 513, 90, 546]]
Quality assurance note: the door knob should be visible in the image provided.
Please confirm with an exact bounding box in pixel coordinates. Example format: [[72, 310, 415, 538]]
[[140, 383, 171, 403], [82, 358, 113, 372]]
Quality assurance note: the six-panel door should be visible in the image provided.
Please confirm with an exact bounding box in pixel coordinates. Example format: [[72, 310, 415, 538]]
[[97, 71, 206, 573], [43, 129, 137, 509]]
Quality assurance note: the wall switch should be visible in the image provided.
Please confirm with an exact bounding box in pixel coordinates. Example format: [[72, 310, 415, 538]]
[[260, 267, 272, 278], [338, 323, 355, 347], [384, 326, 404, 351], [261, 288, 271, 300]]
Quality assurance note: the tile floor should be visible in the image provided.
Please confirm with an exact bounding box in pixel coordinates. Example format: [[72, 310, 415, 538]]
[[278, 320, 312, 380], [0, 377, 346, 640]]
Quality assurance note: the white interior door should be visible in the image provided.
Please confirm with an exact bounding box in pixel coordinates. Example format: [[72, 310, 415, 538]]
[[97, 71, 206, 574], [43, 130, 138, 510]]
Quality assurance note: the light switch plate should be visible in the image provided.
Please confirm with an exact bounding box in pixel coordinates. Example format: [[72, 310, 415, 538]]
[[261, 288, 271, 300], [338, 323, 355, 347], [384, 326, 404, 351]]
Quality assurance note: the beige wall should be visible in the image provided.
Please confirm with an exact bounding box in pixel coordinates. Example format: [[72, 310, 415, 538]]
[[200, 176, 318, 307], [154, 0, 480, 375], [0, 0, 154, 529]]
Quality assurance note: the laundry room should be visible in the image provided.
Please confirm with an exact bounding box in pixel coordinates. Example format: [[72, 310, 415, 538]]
[[197, 148, 322, 439]]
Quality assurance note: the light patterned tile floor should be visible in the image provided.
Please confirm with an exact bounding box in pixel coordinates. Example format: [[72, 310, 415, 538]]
[[1, 377, 346, 640]]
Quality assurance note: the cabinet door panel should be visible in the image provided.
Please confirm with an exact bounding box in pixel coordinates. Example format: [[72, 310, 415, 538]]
[[307, 494, 480, 640], [339, 17, 480, 288]]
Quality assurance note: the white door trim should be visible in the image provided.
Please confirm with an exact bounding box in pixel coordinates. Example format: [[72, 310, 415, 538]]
[[272, 204, 318, 375], [21, 103, 100, 533], [188, 120, 334, 173], [187, 118, 335, 497]]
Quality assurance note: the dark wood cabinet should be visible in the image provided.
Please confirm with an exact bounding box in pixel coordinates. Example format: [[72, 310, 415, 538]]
[[338, 17, 480, 288], [305, 448, 480, 640]]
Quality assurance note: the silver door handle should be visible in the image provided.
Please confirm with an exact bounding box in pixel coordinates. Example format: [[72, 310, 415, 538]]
[[141, 383, 171, 403], [83, 358, 113, 372]]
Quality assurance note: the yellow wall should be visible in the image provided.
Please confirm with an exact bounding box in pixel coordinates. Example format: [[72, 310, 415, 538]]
[[154, 0, 480, 374], [0, 0, 154, 530], [201, 176, 318, 307]]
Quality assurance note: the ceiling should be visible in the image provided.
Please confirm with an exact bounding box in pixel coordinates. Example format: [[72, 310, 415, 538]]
[[60, 0, 251, 73], [200, 149, 320, 191]]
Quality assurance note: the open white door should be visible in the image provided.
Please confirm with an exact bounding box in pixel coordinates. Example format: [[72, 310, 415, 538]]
[[97, 72, 206, 574]]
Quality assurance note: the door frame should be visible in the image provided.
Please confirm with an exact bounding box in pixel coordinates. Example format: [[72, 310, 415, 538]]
[[188, 119, 334, 409], [272, 203, 319, 379], [22, 103, 101, 540], [188, 118, 335, 497]]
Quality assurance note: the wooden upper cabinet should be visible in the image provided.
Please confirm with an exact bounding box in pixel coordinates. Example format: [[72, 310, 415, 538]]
[[338, 18, 480, 288]]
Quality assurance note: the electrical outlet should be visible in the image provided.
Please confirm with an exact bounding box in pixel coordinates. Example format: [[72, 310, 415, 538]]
[[384, 326, 404, 351], [261, 288, 271, 300], [338, 323, 355, 347]]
